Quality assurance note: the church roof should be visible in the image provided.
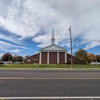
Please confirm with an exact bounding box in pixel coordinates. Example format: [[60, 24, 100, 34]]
[[40, 44, 67, 52]]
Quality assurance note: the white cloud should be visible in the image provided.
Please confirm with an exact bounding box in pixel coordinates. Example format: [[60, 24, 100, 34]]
[[0, 33, 23, 44], [67, 49, 78, 55], [0, 0, 40, 38], [35, 51, 38, 54], [32, 0, 100, 49], [0, 41, 27, 49], [0, 0, 100, 51], [3, 49, 22, 53], [2, 48, 21, 53], [11, 49, 21, 53], [84, 41, 100, 50]]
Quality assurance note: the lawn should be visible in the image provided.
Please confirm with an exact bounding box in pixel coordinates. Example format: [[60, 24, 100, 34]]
[[0, 64, 100, 68]]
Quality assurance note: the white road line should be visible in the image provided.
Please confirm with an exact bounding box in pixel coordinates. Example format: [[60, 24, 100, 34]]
[[0, 96, 100, 99], [0, 77, 100, 80]]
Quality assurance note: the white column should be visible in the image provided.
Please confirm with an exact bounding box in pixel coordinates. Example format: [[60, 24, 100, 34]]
[[39, 51, 42, 64], [47, 51, 49, 64], [65, 52, 67, 63], [57, 52, 59, 64]]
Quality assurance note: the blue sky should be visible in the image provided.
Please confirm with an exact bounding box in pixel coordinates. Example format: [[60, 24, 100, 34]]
[[0, 0, 100, 58]]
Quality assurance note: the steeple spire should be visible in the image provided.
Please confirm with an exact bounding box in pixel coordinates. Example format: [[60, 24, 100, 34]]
[[51, 28, 55, 45]]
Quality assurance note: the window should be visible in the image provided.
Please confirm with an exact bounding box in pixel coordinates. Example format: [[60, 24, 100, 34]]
[[27, 59, 30, 62], [34, 59, 37, 63]]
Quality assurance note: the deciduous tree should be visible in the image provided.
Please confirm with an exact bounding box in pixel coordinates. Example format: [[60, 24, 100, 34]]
[[74, 48, 88, 64], [87, 53, 96, 63], [2, 53, 12, 61], [96, 55, 100, 62], [12, 55, 23, 62]]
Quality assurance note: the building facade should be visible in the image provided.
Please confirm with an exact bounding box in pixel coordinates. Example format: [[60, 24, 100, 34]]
[[24, 29, 80, 64]]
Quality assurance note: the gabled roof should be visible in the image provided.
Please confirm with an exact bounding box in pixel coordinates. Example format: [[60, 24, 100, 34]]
[[24, 53, 39, 59], [40, 44, 67, 52]]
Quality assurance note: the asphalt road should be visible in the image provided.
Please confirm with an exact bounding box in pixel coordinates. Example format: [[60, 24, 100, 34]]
[[0, 69, 100, 78], [0, 69, 100, 99], [0, 79, 100, 96]]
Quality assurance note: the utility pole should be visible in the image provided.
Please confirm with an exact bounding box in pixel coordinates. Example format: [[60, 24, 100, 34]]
[[68, 26, 73, 69]]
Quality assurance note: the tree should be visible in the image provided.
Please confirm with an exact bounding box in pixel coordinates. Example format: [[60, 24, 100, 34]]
[[96, 55, 100, 62], [12, 55, 23, 62], [17, 56, 23, 62], [2, 53, 12, 61], [87, 53, 96, 63], [12, 55, 17, 62], [74, 48, 88, 64]]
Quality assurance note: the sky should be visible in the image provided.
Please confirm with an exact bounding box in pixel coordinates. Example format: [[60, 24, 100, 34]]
[[0, 0, 100, 58]]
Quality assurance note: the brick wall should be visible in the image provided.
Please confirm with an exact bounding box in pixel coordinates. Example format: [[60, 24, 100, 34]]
[[24, 53, 39, 64], [67, 54, 81, 64], [24, 52, 81, 64]]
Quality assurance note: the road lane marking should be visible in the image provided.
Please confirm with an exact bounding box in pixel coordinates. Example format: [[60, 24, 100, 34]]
[[0, 77, 100, 80], [0, 96, 100, 99]]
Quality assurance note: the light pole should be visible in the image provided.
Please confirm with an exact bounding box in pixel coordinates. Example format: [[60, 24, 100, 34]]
[[23, 56, 24, 63], [9, 53, 10, 61], [95, 55, 97, 62], [68, 26, 73, 69]]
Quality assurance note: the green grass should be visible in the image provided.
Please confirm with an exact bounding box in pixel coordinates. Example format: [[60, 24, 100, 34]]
[[0, 64, 100, 68]]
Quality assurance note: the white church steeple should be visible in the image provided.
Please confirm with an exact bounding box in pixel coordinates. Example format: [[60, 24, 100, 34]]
[[51, 28, 55, 45]]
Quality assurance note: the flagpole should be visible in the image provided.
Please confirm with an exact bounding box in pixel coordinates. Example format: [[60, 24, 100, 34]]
[[68, 26, 73, 69]]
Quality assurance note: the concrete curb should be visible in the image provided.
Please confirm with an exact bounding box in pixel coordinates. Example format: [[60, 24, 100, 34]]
[[0, 68, 100, 71]]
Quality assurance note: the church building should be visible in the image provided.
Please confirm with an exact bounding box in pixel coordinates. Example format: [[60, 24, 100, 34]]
[[24, 29, 80, 64]]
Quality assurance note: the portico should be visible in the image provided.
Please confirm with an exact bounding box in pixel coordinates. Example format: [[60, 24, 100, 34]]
[[39, 51, 67, 64]]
